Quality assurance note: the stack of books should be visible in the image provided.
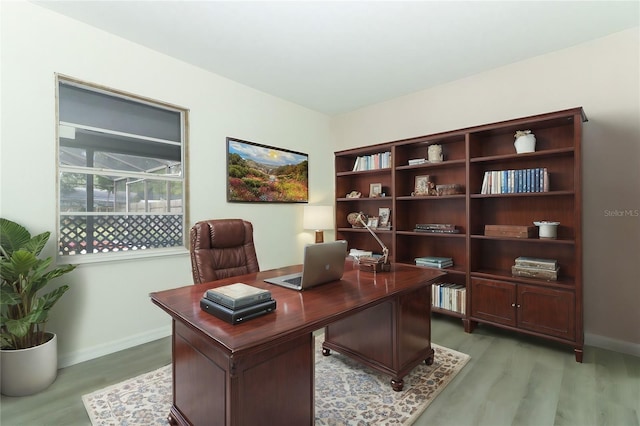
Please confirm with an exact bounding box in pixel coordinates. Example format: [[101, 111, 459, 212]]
[[415, 256, 453, 269], [432, 283, 466, 314], [414, 223, 460, 234], [352, 151, 392, 171], [408, 158, 427, 165], [511, 257, 559, 281], [200, 283, 276, 324], [481, 167, 549, 194]]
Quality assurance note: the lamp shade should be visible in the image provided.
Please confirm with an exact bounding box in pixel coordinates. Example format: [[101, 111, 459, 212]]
[[303, 205, 334, 231]]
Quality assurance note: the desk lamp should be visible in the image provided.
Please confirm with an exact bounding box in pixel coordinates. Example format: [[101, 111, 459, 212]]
[[356, 213, 391, 272], [303, 205, 334, 243]]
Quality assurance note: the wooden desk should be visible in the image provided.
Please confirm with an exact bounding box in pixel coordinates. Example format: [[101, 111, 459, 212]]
[[150, 262, 443, 426]]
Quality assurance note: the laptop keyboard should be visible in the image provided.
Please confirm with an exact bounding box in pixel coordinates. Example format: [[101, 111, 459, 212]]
[[284, 276, 302, 287]]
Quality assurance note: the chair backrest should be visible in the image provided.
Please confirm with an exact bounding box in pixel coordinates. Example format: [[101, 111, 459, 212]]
[[189, 219, 260, 284]]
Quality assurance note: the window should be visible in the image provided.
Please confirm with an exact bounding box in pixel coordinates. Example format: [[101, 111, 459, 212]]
[[57, 77, 187, 258]]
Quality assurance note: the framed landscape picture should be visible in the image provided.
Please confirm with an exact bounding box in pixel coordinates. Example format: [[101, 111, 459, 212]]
[[227, 137, 309, 203]]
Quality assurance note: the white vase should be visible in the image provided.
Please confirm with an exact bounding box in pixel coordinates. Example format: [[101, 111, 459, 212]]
[[534, 221, 560, 239], [1, 332, 58, 396], [514, 134, 536, 153]]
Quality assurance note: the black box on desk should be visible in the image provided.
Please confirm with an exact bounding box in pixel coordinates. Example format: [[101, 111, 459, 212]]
[[200, 298, 276, 324]]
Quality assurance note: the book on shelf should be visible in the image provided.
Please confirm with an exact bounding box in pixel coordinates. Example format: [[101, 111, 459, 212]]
[[514, 256, 558, 270], [415, 256, 453, 268], [481, 168, 548, 194], [352, 151, 392, 171], [414, 228, 460, 234], [200, 297, 277, 325], [432, 283, 466, 314], [349, 248, 373, 258], [415, 223, 456, 229], [205, 283, 272, 310], [511, 265, 559, 281], [417, 261, 453, 268], [408, 158, 427, 165], [414, 223, 459, 233]]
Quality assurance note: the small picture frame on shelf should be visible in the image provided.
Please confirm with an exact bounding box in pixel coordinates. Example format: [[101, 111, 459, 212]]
[[367, 217, 379, 228], [378, 207, 390, 226], [414, 175, 431, 196], [369, 183, 382, 198]]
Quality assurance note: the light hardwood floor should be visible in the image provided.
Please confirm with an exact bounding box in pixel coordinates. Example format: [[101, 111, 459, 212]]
[[2, 315, 638, 426]]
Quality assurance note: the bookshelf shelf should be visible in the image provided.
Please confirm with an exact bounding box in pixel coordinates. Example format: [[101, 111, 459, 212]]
[[470, 191, 575, 198], [336, 168, 391, 177], [334, 107, 585, 362]]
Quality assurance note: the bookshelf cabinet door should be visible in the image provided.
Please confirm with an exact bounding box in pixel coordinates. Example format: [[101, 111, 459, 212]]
[[517, 284, 576, 340], [470, 278, 516, 326]]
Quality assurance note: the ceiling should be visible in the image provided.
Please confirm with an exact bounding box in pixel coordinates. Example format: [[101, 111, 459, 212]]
[[33, 1, 639, 115]]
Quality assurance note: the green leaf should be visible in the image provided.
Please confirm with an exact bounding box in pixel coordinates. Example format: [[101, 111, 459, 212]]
[[5, 318, 31, 338], [0, 286, 20, 306], [39, 285, 70, 312], [23, 232, 50, 257], [0, 218, 31, 258], [7, 250, 39, 277]]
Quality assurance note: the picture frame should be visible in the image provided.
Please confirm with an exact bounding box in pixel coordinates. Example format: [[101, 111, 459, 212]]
[[378, 207, 391, 226], [227, 137, 309, 203], [414, 175, 431, 196], [369, 183, 382, 198], [367, 217, 379, 228]]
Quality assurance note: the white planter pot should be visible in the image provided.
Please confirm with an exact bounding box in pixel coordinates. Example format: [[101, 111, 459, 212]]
[[1, 333, 58, 396], [514, 134, 536, 153]]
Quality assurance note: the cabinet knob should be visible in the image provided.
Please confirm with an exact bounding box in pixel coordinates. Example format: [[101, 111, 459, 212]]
[[511, 303, 516, 307]]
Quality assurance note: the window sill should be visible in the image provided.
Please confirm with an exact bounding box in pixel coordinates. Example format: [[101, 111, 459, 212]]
[[58, 247, 190, 265]]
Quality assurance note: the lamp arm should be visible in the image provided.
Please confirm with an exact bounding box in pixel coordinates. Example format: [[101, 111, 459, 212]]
[[357, 214, 389, 264]]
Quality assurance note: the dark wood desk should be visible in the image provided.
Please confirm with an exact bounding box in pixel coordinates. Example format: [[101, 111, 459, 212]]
[[150, 261, 443, 426]]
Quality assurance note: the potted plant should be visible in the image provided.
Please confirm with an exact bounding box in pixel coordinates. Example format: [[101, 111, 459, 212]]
[[0, 218, 76, 396]]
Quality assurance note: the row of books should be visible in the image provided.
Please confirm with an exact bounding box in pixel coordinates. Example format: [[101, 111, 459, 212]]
[[414, 223, 460, 234], [352, 151, 392, 171], [200, 283, 276, 324], [511, 256, 559, 281], [481, 168, 549, 194], [415, 256, 453, 268], [432, 283, 466, 314]]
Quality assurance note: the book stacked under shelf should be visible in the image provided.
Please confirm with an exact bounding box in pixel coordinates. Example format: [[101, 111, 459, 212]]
[[200, 283, 276, 324], [511, 257, 559, 281]]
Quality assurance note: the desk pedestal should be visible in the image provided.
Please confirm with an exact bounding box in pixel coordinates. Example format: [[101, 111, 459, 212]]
[[168, 321, 314, 426], [322, 285, 433, 391]]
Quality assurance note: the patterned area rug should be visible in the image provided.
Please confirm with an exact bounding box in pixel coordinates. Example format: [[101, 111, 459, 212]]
[[83, 336, 469, 425]]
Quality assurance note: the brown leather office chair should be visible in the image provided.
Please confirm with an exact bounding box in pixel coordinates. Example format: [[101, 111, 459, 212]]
[[189, 219, 260, 284]]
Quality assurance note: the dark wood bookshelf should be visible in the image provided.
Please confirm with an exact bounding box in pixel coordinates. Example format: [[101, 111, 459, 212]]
[[334, 107, 586, 362]]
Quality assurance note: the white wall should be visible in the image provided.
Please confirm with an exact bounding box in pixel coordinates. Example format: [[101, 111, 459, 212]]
[[0, 2, 334, 366], [2, 1, 637, 365], [332, 28, 640, 355]]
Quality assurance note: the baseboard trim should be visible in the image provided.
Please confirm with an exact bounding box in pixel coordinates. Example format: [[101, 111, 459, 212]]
[[58, 325, 172, 368], [585, 332, 640, 358]]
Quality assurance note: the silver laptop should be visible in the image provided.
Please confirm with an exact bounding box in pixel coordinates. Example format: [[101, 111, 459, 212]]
[[264, 240, 348, 290]]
